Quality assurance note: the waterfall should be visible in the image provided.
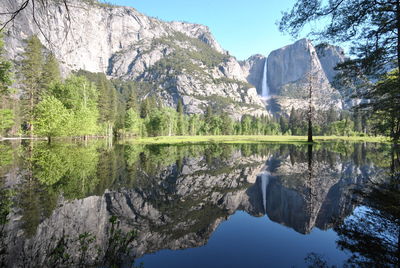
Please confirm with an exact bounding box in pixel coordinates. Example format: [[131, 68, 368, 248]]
[[260, 172, 270, 214], [261, 58, 270, 98]]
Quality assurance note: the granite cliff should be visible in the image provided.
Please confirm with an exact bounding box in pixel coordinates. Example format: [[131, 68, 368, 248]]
[[1, 0, 268, 119], [240, 39, 345, 114]]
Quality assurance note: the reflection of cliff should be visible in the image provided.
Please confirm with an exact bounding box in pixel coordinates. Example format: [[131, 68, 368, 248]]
[[1, 144, 387, 267], [2, 152, 268, 267], [244, 148, 386, 234]]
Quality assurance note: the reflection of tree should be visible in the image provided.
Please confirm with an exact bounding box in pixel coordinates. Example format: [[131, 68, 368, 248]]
[[31, 143, 100, 199], [0, 188, 12, 266], [335, 146, 400, 267], [303, 144, 319, 230], [17, 142, 101, 236]]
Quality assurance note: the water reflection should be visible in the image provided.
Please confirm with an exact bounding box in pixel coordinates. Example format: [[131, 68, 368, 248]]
[[0, 141, 397, 267]]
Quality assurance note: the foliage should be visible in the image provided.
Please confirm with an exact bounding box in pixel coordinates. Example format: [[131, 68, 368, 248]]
[[31, 143, 100, 199], [279, 0, 399, 78], [76, 70, 120, 136], [0, 109, 13, 135], [50, 75, 100, 136], [20, 36, 44, 132], [0, 33, 12, 98], [33, 96, 71, 139], [124, 108, 141, 136], [41, 52, 61, 91], [356, 70, 400, 142]]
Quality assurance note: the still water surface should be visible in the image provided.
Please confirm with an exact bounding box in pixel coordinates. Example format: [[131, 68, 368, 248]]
[[0, 141, 398, 267]]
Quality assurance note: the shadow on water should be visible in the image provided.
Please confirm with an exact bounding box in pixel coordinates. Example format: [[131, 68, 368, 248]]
[[0, 140, 397, 267]]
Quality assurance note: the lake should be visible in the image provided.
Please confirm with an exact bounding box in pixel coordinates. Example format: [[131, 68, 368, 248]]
[[0, 141, 398, 267]]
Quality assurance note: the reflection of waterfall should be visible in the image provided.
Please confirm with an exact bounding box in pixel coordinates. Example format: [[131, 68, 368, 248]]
[[261, 58, 270, 98], [260, 172, 270, 214]]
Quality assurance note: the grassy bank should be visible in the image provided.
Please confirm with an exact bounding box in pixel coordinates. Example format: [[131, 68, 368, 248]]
[[123, 135, 390, 145]]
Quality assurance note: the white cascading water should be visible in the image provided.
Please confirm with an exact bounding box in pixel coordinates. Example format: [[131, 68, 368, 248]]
[[261, 58, 270, 98], [260, 172, 270, 214]]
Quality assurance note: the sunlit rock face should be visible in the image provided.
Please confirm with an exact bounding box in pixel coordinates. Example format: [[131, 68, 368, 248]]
[[315, 44, 346, 83], [239, 54, 266, 95], [243, 39, 344, 114], [0, 0, 269, 119], [1, 143, 387, 267], [267, 39, 342, 113]]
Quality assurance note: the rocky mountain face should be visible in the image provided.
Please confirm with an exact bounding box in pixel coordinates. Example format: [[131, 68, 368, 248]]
[[315, 43, 346, 83], [239, 54, 266, 95], [241, 39, 345, 114], [1, 0, 268, 119], [2, 0, 353, 119]]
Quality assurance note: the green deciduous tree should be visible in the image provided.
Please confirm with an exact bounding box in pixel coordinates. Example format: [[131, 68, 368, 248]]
[[125, 108, 141, 136], [49, 75, 99, 137], [33, 96, 71, 142]]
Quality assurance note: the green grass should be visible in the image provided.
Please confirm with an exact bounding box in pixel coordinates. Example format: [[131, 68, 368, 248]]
[[123, 135, 390, 145]]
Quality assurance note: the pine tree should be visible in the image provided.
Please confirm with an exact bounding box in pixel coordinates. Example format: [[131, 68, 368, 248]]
[[176, 99, 185, 135], [176, 99, 184, 114], [41, 52, 61, 92], [0, 33, 12, 100], [0, 33, 14, 137], [20, 35, 44, 136], [140, 98, 150, 119], [289, 107, 299, 135], [126, 90, 138, 112], [95, 74, 116, 136]]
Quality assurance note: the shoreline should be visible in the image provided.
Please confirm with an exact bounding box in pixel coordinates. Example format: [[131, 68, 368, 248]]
[[1, 135, 390, 145], [121, 135, 390, 145]]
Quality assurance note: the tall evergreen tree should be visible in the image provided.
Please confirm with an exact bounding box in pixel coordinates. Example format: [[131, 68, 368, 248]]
[[0, 33, 12, 100], [0, 33, 13, 136], [20, 35, 44, 136], [140, 98, 151, 119], [96, 74, 116, 136], [176, 99, 184, 114], [41, 52, 60, 91], [126, 90, 138, 112], [176, 99, 185, 135]]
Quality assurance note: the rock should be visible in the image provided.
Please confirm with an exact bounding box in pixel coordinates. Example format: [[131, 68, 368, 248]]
[[239, 54, 266, 94], [244, 39, 343, 114], [0, 0, 269, 119], [315, 43, 346, 83]]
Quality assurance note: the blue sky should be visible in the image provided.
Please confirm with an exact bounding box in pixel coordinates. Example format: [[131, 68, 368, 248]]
[[103, 0, 306, 60]]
